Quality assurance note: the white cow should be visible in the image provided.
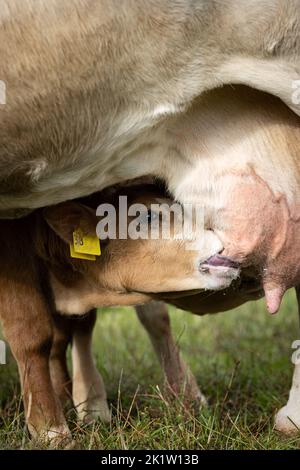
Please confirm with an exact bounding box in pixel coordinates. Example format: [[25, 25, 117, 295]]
[[0, 0, 299, 218]]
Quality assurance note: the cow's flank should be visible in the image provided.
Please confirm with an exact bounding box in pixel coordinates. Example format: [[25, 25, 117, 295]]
[[0, 0, 300, 215]]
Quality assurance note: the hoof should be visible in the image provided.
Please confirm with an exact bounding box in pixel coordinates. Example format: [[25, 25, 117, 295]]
[[77, 398, 111, 424], [31, 425, 74, 449], [274, 406, 300, 435], [164, 380, 208, 408]]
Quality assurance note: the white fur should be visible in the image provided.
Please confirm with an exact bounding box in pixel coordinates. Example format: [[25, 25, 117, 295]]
[[72, 328, 111, 423], [275, 363, 300, 434], [1, 1, 300, 215]]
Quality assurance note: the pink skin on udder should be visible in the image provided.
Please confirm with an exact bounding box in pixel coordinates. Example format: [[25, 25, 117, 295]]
[[214, 170, 300, 314]]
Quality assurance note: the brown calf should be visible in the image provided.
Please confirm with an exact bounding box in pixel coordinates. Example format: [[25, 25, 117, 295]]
[[0, 183, 238, 445]]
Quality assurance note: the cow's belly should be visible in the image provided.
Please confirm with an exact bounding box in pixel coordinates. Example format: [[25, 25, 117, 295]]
[[0, 114, 170, 217]]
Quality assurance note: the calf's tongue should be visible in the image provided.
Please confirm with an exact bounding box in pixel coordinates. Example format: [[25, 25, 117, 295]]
[[205, 254, 240, 269], [263, 282, 286, 315]]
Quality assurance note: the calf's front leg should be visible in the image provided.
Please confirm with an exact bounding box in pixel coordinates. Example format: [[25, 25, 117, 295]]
[[50, 314, 72, 407], [0, 279, 71, 445], [136, 302, 205, 405], [71, 310, 111, 423]]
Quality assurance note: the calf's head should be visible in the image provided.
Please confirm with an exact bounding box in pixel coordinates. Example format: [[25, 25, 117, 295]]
[[42, 186, 239, 314]]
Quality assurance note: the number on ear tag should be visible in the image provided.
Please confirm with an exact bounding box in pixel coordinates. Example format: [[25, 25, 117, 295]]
[[73, 229, 101, 256]]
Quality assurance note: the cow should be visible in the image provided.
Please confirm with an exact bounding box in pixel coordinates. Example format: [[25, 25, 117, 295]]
[[0, 0, 300, 218]]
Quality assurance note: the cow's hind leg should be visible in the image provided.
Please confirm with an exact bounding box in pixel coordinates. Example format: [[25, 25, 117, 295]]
[[218, 57, 300, 116], [72, 310, 111, 424], [274, 286, 300, 435], [136, 302, 205, 406]]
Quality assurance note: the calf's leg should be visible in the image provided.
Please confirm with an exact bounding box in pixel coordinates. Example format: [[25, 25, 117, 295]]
[[50, 314, 72, 407], [71, 310, 111, 423], [0, 279, 71, 445], [274, 286, 300, 434], [136, 302, 205, 405]]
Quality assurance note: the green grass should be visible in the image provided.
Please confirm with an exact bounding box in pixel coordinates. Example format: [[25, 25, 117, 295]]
[[0, 290, 300, 450]]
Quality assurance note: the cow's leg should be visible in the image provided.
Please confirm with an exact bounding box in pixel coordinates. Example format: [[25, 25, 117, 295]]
[[72, 310, 111, 423], [50, 314, 72, 407], [0, 283, 71, 445], [274, 286, 300, 434], [219, 57, 300, 116], [135, 302, 206, 405]]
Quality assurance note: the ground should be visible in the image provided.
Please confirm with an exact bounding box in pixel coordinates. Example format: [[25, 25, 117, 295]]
[[0, 291, 299, 450]]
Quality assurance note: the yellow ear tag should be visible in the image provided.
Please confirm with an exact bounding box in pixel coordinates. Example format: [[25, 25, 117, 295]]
[[70, 244, 96, 261], [70, 229, 101, 261]]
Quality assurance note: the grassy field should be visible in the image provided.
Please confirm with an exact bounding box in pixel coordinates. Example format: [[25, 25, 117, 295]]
[[0, 290, 300, 450]]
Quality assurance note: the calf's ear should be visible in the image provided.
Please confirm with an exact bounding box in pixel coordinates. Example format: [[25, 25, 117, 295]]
[[43, 202, 98, 244]]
